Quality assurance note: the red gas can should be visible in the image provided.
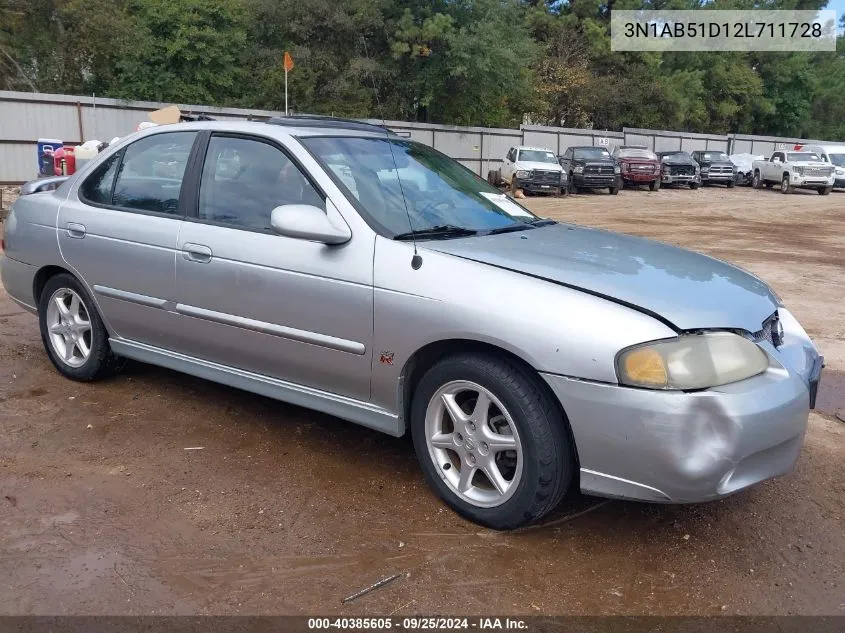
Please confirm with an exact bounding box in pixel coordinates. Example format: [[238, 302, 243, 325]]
[[53, 147, 76, 176]]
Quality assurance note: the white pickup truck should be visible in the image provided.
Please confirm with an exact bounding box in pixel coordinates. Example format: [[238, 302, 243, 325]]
[[752, 150, 835, 195]]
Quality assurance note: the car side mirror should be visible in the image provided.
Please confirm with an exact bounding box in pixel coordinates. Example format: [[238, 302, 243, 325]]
[[270, 204, 351, 245]]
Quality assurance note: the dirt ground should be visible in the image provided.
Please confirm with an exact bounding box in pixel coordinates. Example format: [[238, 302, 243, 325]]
[[0, 185, 843, 616]]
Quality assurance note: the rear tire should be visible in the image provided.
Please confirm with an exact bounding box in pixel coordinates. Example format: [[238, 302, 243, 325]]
[[487, 169, 500, 187], [38, 273, 124, 382], [411, 354, 574, 530]]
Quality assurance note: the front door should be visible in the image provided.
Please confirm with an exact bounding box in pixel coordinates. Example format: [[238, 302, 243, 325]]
[[172, 133, 374, 401], [57, 131, 198, 349]]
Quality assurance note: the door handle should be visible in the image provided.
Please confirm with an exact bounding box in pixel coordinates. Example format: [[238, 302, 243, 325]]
[[182, 243, 213, 264], [66, 223, 86, 239]]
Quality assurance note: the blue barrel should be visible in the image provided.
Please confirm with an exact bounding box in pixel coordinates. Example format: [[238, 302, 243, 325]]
[[37, 138, 63, 176]]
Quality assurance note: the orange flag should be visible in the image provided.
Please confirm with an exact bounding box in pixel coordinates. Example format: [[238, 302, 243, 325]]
[[283, 51, 294, 72]]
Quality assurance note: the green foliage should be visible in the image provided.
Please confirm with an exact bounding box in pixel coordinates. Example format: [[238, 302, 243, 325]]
[[1, 0, 844, 139]]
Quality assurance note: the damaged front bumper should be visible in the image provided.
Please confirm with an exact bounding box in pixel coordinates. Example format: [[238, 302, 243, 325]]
[[541, 308, 821, 503]]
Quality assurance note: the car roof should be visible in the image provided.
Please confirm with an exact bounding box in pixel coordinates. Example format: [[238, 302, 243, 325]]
[[569, 145, 608, 150], [127, 119, 399, 143]]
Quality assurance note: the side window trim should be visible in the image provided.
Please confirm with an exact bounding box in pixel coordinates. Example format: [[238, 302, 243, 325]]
[[188, 131, 327, 235], [78, 131, 201, 219]]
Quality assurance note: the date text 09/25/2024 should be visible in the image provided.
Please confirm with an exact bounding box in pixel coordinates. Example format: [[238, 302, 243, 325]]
[[307, 618, 528, 630]]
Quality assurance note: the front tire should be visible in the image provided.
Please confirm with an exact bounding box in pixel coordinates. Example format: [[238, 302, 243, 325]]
[[649, 179, 660, 191], [38, 273, 123, 381], [781, 174, 793, 194], [818, 186, 832, 195], [752, 171, 761, 188], [690, 182, 700, 190], [609, 186, 619, 195], [411, 354, 573, 530], [727, 180, 735, 189]]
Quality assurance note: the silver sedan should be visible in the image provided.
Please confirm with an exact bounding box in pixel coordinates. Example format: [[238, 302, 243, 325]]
[[1, 118, 823, 529]]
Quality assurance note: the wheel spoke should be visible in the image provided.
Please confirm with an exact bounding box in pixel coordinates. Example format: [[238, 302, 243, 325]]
[[471, 391, 491, 425], [76, 337, 90, 358], [54, 295, 70, 316], [457, 464, 475, 492], [69, 294, 81, 318], [482, 461, 509, 496], [49, 323, 64, 334], [481, 425, 517, 451], [430, 432, 455, 449], [72, 319, 91, 334], [441, 393, 469, 426], [63, 341, 76, 361]]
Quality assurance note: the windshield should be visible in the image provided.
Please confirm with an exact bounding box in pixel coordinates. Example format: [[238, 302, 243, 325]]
[[788, 152, 820, 161], [828, 153, 845, 167], [660, 152, 692, 161], [615, 148, 657, 160], [573, 147, 611, 159], [699, 152, 729, 162], [303, 136, 539, 236], [517, 149, 557, 163]]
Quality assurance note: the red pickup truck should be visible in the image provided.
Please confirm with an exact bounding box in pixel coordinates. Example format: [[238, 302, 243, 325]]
[[612, 146, 662, 191]]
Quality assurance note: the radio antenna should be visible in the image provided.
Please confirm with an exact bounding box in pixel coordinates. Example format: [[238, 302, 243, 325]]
[[360, 36, 422, 269]]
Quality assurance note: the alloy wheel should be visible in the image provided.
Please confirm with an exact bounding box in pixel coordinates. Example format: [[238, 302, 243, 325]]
[[45, 288, 92, 368], [424, 380, 523, 508]]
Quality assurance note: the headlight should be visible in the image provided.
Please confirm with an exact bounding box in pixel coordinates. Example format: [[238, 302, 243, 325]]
[[614, 165, 621, 174], [836, 168, 844, 175], [793, 167, 803, 175], [574, 165, 584, 174], [616, 332, 768, 390], [515, 170, 530, 179]]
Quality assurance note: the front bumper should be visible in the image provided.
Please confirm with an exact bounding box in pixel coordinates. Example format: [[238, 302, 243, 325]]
[[701, 173, 734, 183], [514, 178, 563, 193], [793, 174, 835, 187], [661, 173, 700, 185], [621, 172, 659, 183], [572, 174, 618, 189], [541, 322, 821, 504], [834, 178, 845, 188]]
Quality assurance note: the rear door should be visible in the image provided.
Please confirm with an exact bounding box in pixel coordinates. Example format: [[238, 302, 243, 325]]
[[58, 131, 199, 349], [171, 132, 374, 401]]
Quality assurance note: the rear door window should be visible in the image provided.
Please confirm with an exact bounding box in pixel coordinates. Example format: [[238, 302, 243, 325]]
[[111, 132, 197, 215], [79, 153, 121, 205]]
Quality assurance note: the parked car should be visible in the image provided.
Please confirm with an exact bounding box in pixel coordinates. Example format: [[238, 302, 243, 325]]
[[798, 144, 845, 189], [557, 146, 620, 195], [495, 146, 565, 196], [1, 118, 823, 530], [729, 153, 764, 186], [752, 151, 835, 194], [612, 146, 662, 190], [656, 151, 700, 189], [691, 150, 736, 187]]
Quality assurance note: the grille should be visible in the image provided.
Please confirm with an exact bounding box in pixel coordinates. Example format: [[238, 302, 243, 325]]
[[630, 163, 656, 172], [708, 165, 733, 175], [669, 165, 694, 176], [585, 165, 615, 176], [804, 167, 832, 177], [752, 312, 783, 347], [531, 169, 561, 184]]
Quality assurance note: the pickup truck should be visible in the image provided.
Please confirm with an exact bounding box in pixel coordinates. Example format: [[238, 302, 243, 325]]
[[752, 150, 835, 194], [612, 146, 662, 191], [558, 146, 620, 194], [494, 146, 566, 196]]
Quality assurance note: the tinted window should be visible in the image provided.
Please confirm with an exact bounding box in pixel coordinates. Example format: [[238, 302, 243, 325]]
[[112, 132, 196, 214], [79, 153, 120, 204], [198, 136, 323, 231], [699, 151, 729, 162]]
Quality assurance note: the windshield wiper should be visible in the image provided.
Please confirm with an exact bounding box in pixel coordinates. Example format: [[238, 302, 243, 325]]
[[483, 218, 556, 235], [393, 225, 478, 241]]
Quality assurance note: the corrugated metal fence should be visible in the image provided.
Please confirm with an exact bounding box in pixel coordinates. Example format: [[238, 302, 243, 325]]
[[0, 90, 833, 183]]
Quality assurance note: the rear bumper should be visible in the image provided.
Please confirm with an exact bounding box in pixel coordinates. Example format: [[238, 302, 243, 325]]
[[541, 315, 820, 504], [0, 254, 38, 313]]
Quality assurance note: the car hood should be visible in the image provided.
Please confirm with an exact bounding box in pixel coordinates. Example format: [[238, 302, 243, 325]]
[[424, 224, 778, 332], [792, 161, 829, 167], [515, 161, 563, 172]]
